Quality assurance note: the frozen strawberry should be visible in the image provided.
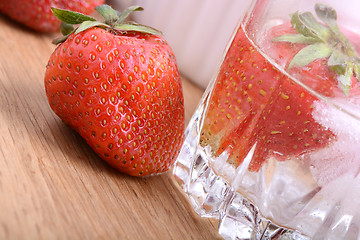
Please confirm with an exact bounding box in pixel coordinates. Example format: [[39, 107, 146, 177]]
[[201, 4, 360, 171]]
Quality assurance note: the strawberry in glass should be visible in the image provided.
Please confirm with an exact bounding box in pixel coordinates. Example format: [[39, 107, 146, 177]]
[[174, 1, 360, 239]]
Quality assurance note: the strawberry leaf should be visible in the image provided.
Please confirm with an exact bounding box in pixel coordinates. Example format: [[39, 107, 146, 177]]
[[354, 63, 360, 81], [114, 23, 162, 35], [51, 7, 96, 24], [60, 22, 74, 36], [117, 5, 144, 23], [95, 4, 120, 26], [291, 12, 317, 38], [328, 50, 346, 67], [291, 11, 330, 41], [338, 62, 353, 96], [75, 21, 109, 35], [272, 34, 321, 44], [328, 50, 347, 76], [288, 43, 332, 69], [315, 3, 337, 29]]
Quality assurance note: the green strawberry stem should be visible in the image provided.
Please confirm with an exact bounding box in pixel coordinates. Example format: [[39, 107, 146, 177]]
[[273, 3, 360, 96], [51, 4, 162, 44]]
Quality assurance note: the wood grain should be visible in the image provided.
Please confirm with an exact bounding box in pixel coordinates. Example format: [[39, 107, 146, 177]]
[[0, 14, 221, 240]]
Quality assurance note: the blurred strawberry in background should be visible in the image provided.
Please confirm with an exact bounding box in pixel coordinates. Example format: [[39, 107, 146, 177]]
[[0, 0, 104, 32]]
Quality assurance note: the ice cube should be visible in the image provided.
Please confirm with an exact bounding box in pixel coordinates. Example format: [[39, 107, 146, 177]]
[[309, 99, 360, 186]]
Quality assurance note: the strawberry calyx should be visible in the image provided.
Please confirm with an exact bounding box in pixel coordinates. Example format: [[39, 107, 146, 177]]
[[51, 4, 161, 44], [273, 3, 360, 96]]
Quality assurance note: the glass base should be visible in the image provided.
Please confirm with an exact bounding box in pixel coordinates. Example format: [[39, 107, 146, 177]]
[[174, 148, 310, 239], [173, 107, 310, 240]]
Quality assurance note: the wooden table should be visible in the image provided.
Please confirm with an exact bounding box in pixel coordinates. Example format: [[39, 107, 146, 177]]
[[0, 14, 222, 240]]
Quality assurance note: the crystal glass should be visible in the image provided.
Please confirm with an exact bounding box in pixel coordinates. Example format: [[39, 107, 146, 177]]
[[173, 0, 360, 239]]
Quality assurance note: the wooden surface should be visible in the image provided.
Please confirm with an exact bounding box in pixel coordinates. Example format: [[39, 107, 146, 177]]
[[0, 14, 222, 240]]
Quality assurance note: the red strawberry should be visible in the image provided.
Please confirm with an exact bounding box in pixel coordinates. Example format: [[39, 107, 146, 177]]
[[44, 5, 185, 176], [0, 0, 104, 32], [200, 29, 281, 167], [201, 4, 360, 171]]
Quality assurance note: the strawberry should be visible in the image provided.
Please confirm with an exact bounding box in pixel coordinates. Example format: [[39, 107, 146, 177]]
[[200, 3, 360, 171], [44, 5, 185, 176], [0, 0, 104, 32]]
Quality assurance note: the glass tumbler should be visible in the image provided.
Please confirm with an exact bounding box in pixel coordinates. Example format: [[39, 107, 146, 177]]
[[173, 0, 360, 239]]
